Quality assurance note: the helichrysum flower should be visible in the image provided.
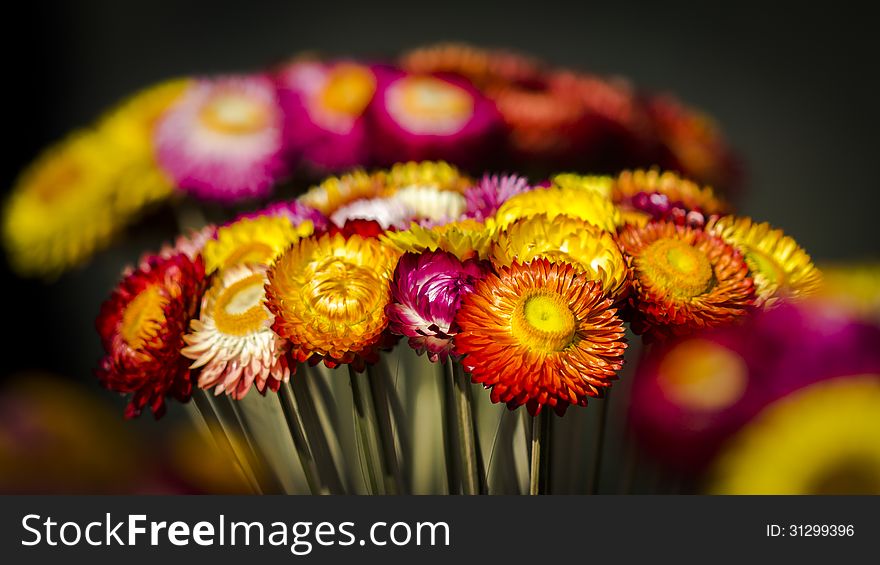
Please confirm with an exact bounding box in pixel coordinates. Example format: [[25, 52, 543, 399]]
[[277, 60, 377, 170], [156, 75, 288, 202], [711, 375, 880, 494], [386, 251, 487, 362], [96, 252, 207, 418], [490, 214, 630, 301], [455, 259, 627, 415], [182, 264, 291, 399], [265, 233, 401, 370], [612, 169, 729, 227], [202, 215, 314, 275], [705, 215, 822, 306], [2, 130, 121, 277], [464, 174, 531, 221], [381, 219, 492, 261], [319, 161, 471, 228], [299, 169, 383, 216], [618, 221, 756, 338], [370, 70, 502, 168], [494, 185, 621, 232], [630, 333, 769, 470]]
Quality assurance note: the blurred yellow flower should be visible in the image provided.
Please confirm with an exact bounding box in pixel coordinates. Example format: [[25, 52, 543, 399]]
[[97, 79, 191, 213], [712, 375, 880, 494], [2, 130, 120, 277], [817, 262, 880, 321]]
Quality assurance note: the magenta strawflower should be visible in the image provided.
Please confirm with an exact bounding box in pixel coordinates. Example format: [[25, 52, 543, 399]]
[[386, 250, 487, 362], [277, 60, 377, 171], [155, 75, 288, 202], [369, 68, 502, 168], [464, 174, 531, 221]]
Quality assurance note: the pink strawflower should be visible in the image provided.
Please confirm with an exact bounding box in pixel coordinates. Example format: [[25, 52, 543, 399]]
[[369, 68, 503, 168], [155, 75, 289, 202], [464, 173, 531, 220], [277, 60, 377, 171], [386, 250, 487, 362]]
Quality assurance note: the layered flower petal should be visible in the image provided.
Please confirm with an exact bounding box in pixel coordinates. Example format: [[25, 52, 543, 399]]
[[386, 251, 487, 362], [618, 221, 756, 339], [455, 259, 627, 415], [96, 252, 207, 418], [182, 264, 291, 399], [265, 233, 401, 370]]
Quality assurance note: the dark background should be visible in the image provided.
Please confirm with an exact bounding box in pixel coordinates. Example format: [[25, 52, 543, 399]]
[[1, 0, 877, 393]]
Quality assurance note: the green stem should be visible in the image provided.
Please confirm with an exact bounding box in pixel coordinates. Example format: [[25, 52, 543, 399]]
[[277, 381, 324, 494], [441, 363, 461, 495], [446, 361, 482, 495], [529, 409, 552, 495], [367, 363, 405, 494], [349, 365, 388, 494], [290, 368, 347, 494]]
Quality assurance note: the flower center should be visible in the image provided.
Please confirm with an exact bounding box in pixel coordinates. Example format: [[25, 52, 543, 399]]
[[305, 259, 383, 322], [223, 241, 275, 269], [809, 456, 880, 495], [386, 76, 474, 135], [213, 274, 269, 336], [511, 290, 576, 352], [657, 339, 748, 411], [638, 237, 714, 299], [33, 156, 81, 203], [319, 64, 376, 117], [200, 93, 270, 135], [120, 285, 168, 349]]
